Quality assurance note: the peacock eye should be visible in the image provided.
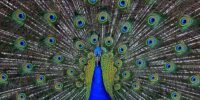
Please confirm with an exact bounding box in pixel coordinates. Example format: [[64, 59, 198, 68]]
[[73, 16, 86, 29], [171, 91, 181, 100], [174, 42, 188, 56], [1, 73, 8, 81], [97, 11, 110, 24], [104, 37, 114, 47], [117, 0, 130, 9], [87, 0, 98, 5], [163, 62, 176, 73], [18, 93, 26, 100], [190, 75, 200, 86], [146, 36, 159, 48], [53, 54, 64, 64], [90, 34, 98, 44], [119, 21, 133, 34], [117, 44, 127, 54], [75, 41, 85, 50], [147, 13, 161, 27], [135, 59, 147, 68], [149, 73, 159, 84], [14, 37, 27, 51], [67, 68, 76, 77]]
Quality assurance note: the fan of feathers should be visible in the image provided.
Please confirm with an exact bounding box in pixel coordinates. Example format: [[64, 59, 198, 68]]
[[0, 0, 200, 100]]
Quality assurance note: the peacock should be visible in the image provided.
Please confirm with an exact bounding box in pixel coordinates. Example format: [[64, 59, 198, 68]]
[[0, 0, 200, 100]]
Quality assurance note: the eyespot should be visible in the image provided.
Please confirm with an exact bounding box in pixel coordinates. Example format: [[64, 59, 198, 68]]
[[97, 11, 110, 24], [14, 37, 27, 51], [79, 57, 87, 66], [67, 68, 76, 77], [132, 81, 141, 91], [147, 13, 161, 27], [104, 37, 114, 47], [114, 83, 121, 91], [1, 73, 8, 81], [22, 63, 33, 74], [87, 0, 98, 5], [114, 59, 123, 68], [117, 0, 130, 9], [118, 44, 127, 54], [190, 75, 200, 86], [79, 73, 85, 80], [44, 36, 56, 47], [44, 12, 57, 24], [122, 71, 131, 80], [90, 34, 98, 44], [174, 42, 188, 56], [163, 62, 176, 73], [18, 12, 26, 21], [135, 58, 147, 68], [119, 21, 132, 34], [75, 41, 85, 50], [53, 54, 64, 64], [74, 16, 86, 29], [55, 82, 63, 91], [149, 73, 159, 84], [146, 36, 159, 48], [171, 91, 181, 100], [12, 9, 26, 25], [179, 15, 193, 27], [17, 93, 26, 100], [39, 75, 45, 81], [36, 74, 46, 84]]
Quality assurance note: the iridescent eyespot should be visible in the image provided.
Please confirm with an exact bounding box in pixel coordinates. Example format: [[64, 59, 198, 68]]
[[55, 82, 63, 91], [117, 0, 130, 9], [132, 81, 141, 91], [119, 21, 133, 34], [146, 36, 159, 48], [75, 41, 85, 50], [135, 58, 147, 68], [87, 0, 98, 5], [18, 12, 26, 21], [1, 73, 8, 81], [118, 44, 127, 54], [179, 15, 193, 27], [74, 16, 86, 29], [122, 71, 131, 80], [114, 59, 123, 68], [163, 62, 176, 73], [36, 74, 46, 85], [147, 13, 161, 27], [114, 83, 121, 91], [44, 12, 57, 23], [12, 9, 26, 25], [174, 42, 188, 56], [39, 75, 45, 81], [97, 11, 110, 24], [67, 68, 76, 77], [44, 36, 56, 47], [22, 63, 33, 74], [171, 91, 181, 100], [14, 37, 27, 51], [53, 54, 64, 64], [79, 57, 87, 66], [104, 37, 114, 47], [90, 34, 98, 44], [17, 93, 26, 100], [190, 75, 200, 86], [149, 73, 159, 84]]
